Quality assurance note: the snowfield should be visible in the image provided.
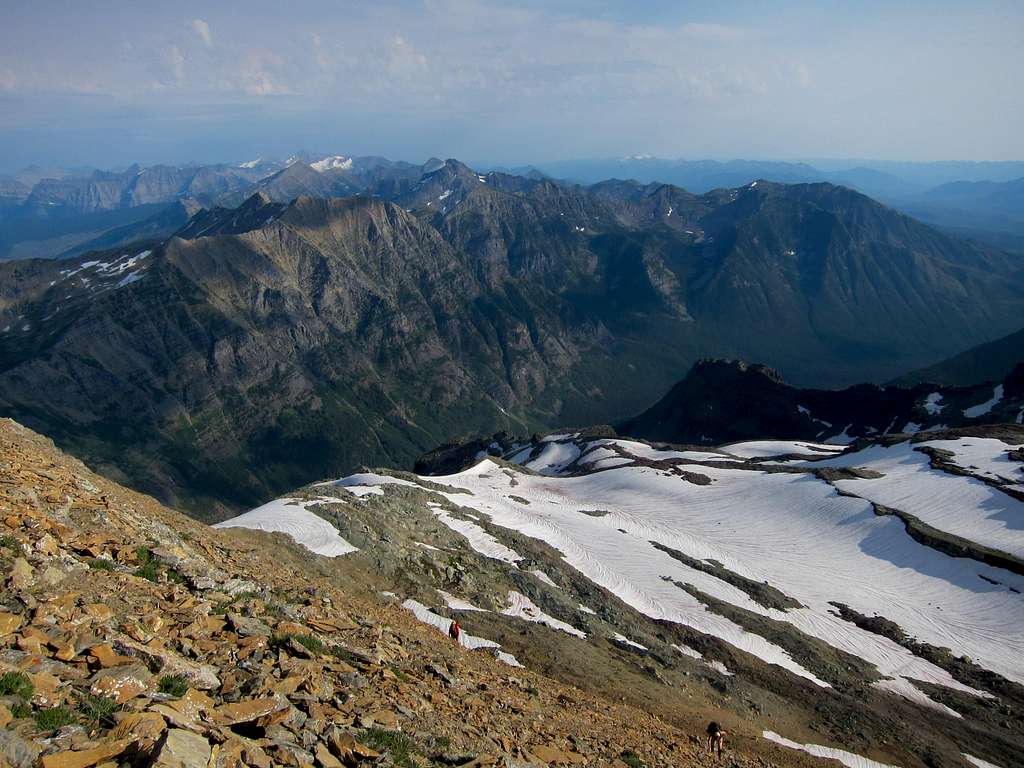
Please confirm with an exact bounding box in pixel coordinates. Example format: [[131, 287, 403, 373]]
[[806, 440, 1024, 558], [333, 435, 1023, 716], [235, 422, 1023, 767], [213, 497, 358, 557]]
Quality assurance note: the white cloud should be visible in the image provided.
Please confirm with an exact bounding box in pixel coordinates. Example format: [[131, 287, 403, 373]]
[[793, 61, 812, 88], [192, 18, 213, 48], [311, 34, 331, 70], [235, 52, 290, 96], [386, 35, 429, 78], [168, 45, 185, 81]]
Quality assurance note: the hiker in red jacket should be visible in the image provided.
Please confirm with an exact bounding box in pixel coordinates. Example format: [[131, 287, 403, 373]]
[[449, 619, 462, 643]]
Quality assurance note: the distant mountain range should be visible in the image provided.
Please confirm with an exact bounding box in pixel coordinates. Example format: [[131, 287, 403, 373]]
[[2, 159, 1023, 516], [522, 157, 1024, 251], [3, 153, 1024, 260]]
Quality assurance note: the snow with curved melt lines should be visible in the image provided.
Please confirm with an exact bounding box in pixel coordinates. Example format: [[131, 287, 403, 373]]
[[809, 441, 1024, 559], [214, 497, 357, 557], [402, 599, 521, 667], [921, 437, 1022, 485], [762, 731, 898, 768], [502, 591, 586, 638]]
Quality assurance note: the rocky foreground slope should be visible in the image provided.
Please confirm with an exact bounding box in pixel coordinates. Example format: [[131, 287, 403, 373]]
[[0, 418, 823, 768]]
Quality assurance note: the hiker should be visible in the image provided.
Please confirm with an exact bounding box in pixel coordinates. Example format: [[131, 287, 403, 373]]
[[706, 722, 726, 757], [448, 619, 462, 643]]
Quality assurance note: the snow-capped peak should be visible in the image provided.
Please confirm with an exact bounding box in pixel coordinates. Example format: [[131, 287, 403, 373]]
[[311, 155, 353, 173], [238, 158, 262, 169]]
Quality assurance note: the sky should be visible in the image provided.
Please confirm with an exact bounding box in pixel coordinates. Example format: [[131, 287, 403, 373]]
[[1, 0, 1022, 172]]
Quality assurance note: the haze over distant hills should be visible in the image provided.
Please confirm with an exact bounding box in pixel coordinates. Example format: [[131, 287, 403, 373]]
[[4, 152, 1024, 262]]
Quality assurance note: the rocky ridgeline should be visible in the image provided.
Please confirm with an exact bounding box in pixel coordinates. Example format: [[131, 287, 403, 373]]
[[0, 419, 778, 768]]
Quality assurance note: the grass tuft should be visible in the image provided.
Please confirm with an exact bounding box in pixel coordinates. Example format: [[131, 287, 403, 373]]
[[0, 671, 33, 699], [359, 728, 418, 768], [158, 674, 189, 697], [134, 561, 160, 582], [77, 694, 120, 730], [620, 750, 646, 768], [34, 706, 77, 732], [270, 633, 324, 655], [88, 558, 115, 571]]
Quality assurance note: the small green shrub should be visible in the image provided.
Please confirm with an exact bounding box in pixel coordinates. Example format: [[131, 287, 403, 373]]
[[35, 706, 77, 732], [359, 728, 418, 768], [134, 545, 154, 563], [134, 561, 160, 582], [620, 751, 646, 768], [271, 633, 324, 655], [166, 568, 186, 585], [0, 534, 19, 550], [0, 671, 33, 699], [88, 558, 115, 571], [292, 634, 324, 654], [77, 694, 120, 729], [11, 702, 31, 719], [158, 674, 189, 697]]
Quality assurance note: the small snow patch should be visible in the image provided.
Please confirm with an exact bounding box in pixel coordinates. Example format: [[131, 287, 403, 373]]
[[611, 632, 647, 651], [402, 599, 521, 666], [214, 497, 357, 557], [502, 591, 586, 638], [437, 590, 487, 612], [964, 385, 1004, 418], [923, 392, 945, 415], [529, 569, 559, 588], [762, 732, 898, 768]]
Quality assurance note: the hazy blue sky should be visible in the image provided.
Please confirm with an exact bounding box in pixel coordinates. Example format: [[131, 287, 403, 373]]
[[1, 1, 1022, 171]]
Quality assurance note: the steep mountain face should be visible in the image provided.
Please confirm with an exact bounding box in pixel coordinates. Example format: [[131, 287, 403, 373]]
[[0, 195, 600, 515], [619, 359, 1024, 446], [892, 325, 1024, 387], [2, 169, 1024, 515]]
